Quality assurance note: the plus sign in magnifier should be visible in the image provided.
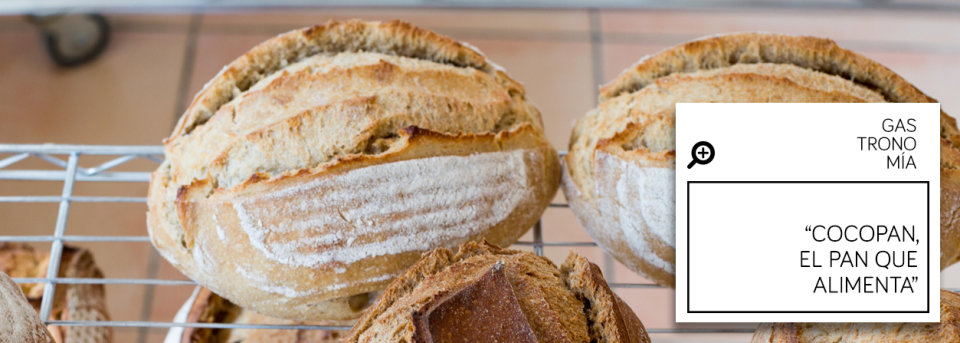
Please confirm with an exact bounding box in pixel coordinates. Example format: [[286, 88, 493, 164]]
[[687, 141, 715, 169]]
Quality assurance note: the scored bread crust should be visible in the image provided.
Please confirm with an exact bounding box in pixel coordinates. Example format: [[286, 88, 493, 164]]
[[563, 33, 958, 289], [346, 240, 650, 343], [148, 19, 559, 321], [0, 243, 112, 343], [751, 289, 960, 342]]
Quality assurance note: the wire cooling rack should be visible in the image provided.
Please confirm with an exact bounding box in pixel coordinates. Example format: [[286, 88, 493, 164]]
[[0, 143, 757, 339]]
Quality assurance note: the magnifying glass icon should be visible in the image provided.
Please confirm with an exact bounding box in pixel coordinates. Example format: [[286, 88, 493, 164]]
[[687, 141, 715, 169]]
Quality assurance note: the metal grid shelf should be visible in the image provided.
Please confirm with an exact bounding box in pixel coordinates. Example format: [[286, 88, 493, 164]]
[[0, 143, 756, 337]]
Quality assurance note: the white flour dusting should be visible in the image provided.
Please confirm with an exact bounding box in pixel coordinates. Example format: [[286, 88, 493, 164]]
[[604, 153, 676, 247], [191, 239, 217, 275], [212, 213, 226, 242], [567, 152, 676, 274], [235, 265, 316, 298], [233, 149, 537, 268], [325, 273, 398, 292]]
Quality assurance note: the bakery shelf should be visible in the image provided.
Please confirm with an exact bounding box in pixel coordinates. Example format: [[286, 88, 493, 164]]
[[0, 143, 750, 339], [3, 143, 954, 339]]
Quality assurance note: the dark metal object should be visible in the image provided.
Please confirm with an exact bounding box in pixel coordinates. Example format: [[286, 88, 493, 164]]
[[28, 13, 110, 67]]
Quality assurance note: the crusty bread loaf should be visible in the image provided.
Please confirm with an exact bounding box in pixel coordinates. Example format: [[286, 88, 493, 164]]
[[562, 33, 957, 288], [346, 240, 650, 343], [147, 19, 560, 321], [0, 243, 112, 343], [0, 271, 54, 343], [751, 289, 960, 342], [178, 287, 346, 343]]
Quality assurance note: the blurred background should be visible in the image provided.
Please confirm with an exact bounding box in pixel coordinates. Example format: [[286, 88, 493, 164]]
[[1, 1, 959, 342]]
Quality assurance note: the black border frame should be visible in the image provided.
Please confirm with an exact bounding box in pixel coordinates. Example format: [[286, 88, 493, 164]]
[[686, 180, 931, 314]]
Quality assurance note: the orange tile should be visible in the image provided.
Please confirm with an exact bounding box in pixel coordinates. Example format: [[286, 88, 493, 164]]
[[0, 200, 59, 236], [600, 9, 960, 48], [618, 287, 675, 328], [149, 284, 197, 322], [145, 330, 171, 343], [541, 206, 593, 242], [0, 15, 31, 31], [155, 256, 190, 281], [102, 283, 146, 321], [199, 8, 590, 36], [113, 330, 138, 343], [0, 30, 186, 145], [64, 201, 149, 237], [108, 13, 192, 29], [66, 240, 151, 277]]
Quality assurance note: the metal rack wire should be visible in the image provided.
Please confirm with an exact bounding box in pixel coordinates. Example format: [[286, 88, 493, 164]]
[[0, 143, 752, 337]]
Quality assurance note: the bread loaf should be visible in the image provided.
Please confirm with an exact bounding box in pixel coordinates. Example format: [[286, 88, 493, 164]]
[[0, 243, 112, 343], [0, 271, 54, 343], [751, 289, 960, 342], [147, 19, 560, 320], [347, 240, 650, 343], [178, 287, 346, 343], [562, 33, 958, 288]]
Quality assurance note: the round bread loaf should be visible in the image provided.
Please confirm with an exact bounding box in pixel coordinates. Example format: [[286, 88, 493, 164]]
[[347, 240, 650, 343], [563, 33, 959, 288], [0, 271, 54, 343], [147, 19, 560, 320], [751, 289, 960, 342]]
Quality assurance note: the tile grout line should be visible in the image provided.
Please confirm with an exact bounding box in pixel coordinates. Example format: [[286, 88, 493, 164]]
[[589, 8, 604, 105], [136, 250, 162, 343], [588, 8, 616, 281], [172, 14, 202, 129]]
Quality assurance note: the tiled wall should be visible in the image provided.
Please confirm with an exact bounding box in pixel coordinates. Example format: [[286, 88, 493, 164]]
[[1, 8, 958, 343]]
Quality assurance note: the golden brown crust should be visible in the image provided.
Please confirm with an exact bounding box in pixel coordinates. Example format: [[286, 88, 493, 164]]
[[173, 20, 494, 140], [346, 240, 650, 343], [0, 243, 112, 343], [149, 19, 558, 320], [561, 252, 650, 343], [180, 288, 240, 343], [180, 288, 346, 343], [563, 33, 958, 290], [751, 290, 960, 342]]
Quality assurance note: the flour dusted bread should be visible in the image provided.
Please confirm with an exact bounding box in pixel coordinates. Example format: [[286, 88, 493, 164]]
[[178, 287, 346, 343], [0, 271, 54, 343], [347, 240, 649, 343], [147, 19, 559, 321], [563, 33, 958, 288], [0, 243, 112, 343], [751, 289, 960, 342]]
